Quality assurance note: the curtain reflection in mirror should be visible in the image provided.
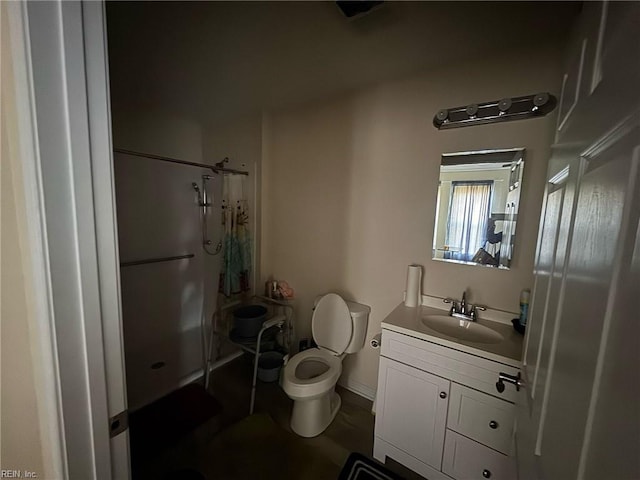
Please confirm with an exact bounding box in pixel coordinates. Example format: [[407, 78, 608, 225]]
[[445, 181, 492, 262]]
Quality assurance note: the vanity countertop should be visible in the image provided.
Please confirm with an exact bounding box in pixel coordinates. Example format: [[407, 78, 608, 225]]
[[381, 303, 523, 368]]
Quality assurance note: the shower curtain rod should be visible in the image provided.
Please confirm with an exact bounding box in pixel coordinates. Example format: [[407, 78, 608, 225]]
[[114, 148, 249, 176]]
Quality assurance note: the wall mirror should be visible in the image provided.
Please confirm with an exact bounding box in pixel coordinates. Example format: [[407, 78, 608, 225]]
[[432, 148, 525, 269]]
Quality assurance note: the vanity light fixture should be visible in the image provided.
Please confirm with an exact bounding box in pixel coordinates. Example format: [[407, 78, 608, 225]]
[[433, 93, 557, 130]]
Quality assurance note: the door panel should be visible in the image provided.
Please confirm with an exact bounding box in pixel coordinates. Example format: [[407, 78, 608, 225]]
[[582, 146, 639, 479], [540, 125, 636, 479], [532, 169, 578, 407], [525, 185, 562, 390], [517, 155, 579, 479]]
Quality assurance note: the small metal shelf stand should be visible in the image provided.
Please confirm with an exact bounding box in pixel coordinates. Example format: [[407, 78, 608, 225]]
[[211, 296, 293, 415]]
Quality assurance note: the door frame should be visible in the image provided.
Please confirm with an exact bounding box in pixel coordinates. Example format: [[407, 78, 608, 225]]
[[12, 1, 129, 478]]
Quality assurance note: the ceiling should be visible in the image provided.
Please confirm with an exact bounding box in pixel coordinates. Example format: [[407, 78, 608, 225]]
[[106, 1, 580, 125]]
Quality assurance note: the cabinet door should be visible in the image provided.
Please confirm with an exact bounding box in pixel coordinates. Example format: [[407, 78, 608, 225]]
[[375, 357, 450, 470]]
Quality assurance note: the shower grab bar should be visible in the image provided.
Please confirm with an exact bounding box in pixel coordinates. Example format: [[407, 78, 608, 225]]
[[120, 253, 194, 268]]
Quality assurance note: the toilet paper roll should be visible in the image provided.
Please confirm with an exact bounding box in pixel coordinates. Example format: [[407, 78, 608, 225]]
[[370, 333, 381, 349], [404, 264, 422, 307]]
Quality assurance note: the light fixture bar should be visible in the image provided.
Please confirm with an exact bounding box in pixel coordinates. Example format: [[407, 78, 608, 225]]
[[433, 93, 557, 130]]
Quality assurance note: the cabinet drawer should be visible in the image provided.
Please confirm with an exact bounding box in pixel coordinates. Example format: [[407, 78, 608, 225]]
[[443, 430, 516, 480], [447, 383, 515, 455], [381, 329, 520, 402]]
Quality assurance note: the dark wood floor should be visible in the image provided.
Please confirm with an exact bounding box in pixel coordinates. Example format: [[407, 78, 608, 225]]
[[131, 354, 425, 480]]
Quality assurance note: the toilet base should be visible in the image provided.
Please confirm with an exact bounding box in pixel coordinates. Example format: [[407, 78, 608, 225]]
[[290, 389, 341, 438]]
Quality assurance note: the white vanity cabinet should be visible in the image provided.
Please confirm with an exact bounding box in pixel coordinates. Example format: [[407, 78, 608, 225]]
[[374, 326, 520, 480]]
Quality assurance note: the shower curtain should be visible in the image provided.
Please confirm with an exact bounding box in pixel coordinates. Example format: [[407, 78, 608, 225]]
[[218, 174, 252, 297]]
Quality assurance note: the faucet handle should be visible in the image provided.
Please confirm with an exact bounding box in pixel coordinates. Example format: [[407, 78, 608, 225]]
[[443, 297, 458, 314], [470, 304, 487, 321]]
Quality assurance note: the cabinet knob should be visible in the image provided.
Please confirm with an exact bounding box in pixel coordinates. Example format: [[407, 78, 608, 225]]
[[482, 469, 492, 478], [439, 392, 447, 399], [489, 420, 498, 429]]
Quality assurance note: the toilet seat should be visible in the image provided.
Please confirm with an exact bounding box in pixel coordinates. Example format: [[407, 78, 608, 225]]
[[282, 348, 342, 399]]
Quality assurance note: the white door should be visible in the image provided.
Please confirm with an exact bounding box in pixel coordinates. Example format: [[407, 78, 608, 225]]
[[375, 357, 450, 470], [515, 2, 640, 479], [82, 2, 131, 478], [23, 1, 131, 478]]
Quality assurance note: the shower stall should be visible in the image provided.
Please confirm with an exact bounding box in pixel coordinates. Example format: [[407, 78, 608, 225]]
[[114, 149, 249, 411]]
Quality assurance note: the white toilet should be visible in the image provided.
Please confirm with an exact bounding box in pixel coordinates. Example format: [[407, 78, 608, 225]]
[[282, 293, 370, 437]]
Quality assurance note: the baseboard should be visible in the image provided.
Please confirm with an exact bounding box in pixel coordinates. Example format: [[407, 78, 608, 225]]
[[339, 377, 376, 402]]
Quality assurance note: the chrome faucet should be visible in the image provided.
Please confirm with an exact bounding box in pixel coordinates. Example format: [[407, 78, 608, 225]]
[[460, 291, 467, 316], [443, 291, 486, 321]]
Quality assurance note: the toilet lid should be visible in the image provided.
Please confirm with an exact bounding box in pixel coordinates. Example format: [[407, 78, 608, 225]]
[[312, 293, 352, 355]]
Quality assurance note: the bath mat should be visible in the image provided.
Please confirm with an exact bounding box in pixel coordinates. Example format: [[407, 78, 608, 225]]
[[339, 452, 404, 480], [196, 413, 341, 480], [129, 383, 222, 459]]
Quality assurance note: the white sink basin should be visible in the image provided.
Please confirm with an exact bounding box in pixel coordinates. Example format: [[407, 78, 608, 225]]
[[421, 314, 504, 344]]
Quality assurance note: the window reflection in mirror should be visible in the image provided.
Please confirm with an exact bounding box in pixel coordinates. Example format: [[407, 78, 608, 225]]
[[432, 149, 525, 269]]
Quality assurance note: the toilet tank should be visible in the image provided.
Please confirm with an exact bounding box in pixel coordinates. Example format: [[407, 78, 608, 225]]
[[344, 300, 371, 354]]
